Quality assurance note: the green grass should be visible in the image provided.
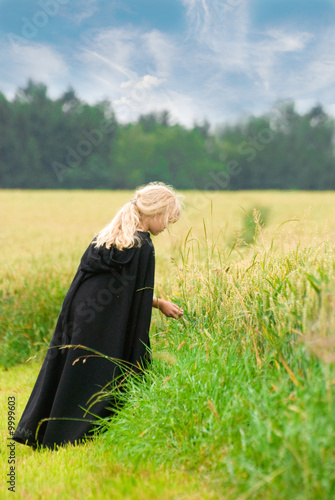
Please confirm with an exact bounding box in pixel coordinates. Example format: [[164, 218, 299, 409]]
[[1, 190, 335, 498], [95, 227, 335, 498], [1, 364, 217, 499], [99, 345, 335, 499]]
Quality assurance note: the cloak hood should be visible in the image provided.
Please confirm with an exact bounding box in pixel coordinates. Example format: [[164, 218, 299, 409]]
[[79, 231, 151, 275]]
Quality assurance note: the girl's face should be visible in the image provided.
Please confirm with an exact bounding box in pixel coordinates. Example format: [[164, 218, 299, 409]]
[[148, 214, 167, 235], [140, 214, 167, 235]]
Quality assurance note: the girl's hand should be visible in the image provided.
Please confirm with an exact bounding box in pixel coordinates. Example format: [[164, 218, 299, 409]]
[[155, 299, 184, 319]]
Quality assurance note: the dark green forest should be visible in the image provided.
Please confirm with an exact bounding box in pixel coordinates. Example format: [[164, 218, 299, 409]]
[[1, 80, 334, 189]]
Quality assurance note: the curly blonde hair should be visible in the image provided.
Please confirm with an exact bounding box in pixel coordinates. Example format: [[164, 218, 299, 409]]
[[94, 182, 183, 250]]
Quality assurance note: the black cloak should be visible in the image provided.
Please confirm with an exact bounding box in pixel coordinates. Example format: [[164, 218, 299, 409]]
[[13, 231, 155, 449]]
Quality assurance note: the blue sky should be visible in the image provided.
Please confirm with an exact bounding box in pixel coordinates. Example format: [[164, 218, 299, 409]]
[[1, 0, 335, 127]]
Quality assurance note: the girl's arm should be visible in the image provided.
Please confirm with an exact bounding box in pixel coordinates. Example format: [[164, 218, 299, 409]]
[[153, 297, 184, 319]]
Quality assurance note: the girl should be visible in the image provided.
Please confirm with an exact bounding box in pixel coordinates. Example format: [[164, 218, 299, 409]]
[[13, 182, 183, 449]]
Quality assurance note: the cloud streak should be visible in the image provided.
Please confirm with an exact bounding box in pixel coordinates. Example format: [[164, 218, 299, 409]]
[[180, 0, 332, 120]]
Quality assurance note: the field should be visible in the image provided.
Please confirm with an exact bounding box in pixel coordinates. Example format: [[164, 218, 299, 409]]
[[1, 189, 335, 499]]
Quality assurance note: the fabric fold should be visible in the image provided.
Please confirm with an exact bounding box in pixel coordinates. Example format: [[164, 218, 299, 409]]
[[13, 232, 155, 449]]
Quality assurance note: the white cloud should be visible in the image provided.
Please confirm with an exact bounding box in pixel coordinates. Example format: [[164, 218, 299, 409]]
[[114, 86, 196, 127], [64, 0, 99, 25], [12, 45, 66, 78], [73, 27, 187, 121], [142, 30, 176, 77], [121, 75, 164, 90], [77, 28, 141, 86], [301, 29, 335, 94], [0, 40, 68, 97], [73, 25, 195, 124], [182, 0, 250, 53], [266, 29, 313, 52]]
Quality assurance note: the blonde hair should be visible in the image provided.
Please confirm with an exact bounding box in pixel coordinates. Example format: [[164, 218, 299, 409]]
[[94, 182, 183, 250]]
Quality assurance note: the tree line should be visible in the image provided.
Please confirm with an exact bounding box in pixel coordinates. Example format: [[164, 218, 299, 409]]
[[0, 80, 334, 190]]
